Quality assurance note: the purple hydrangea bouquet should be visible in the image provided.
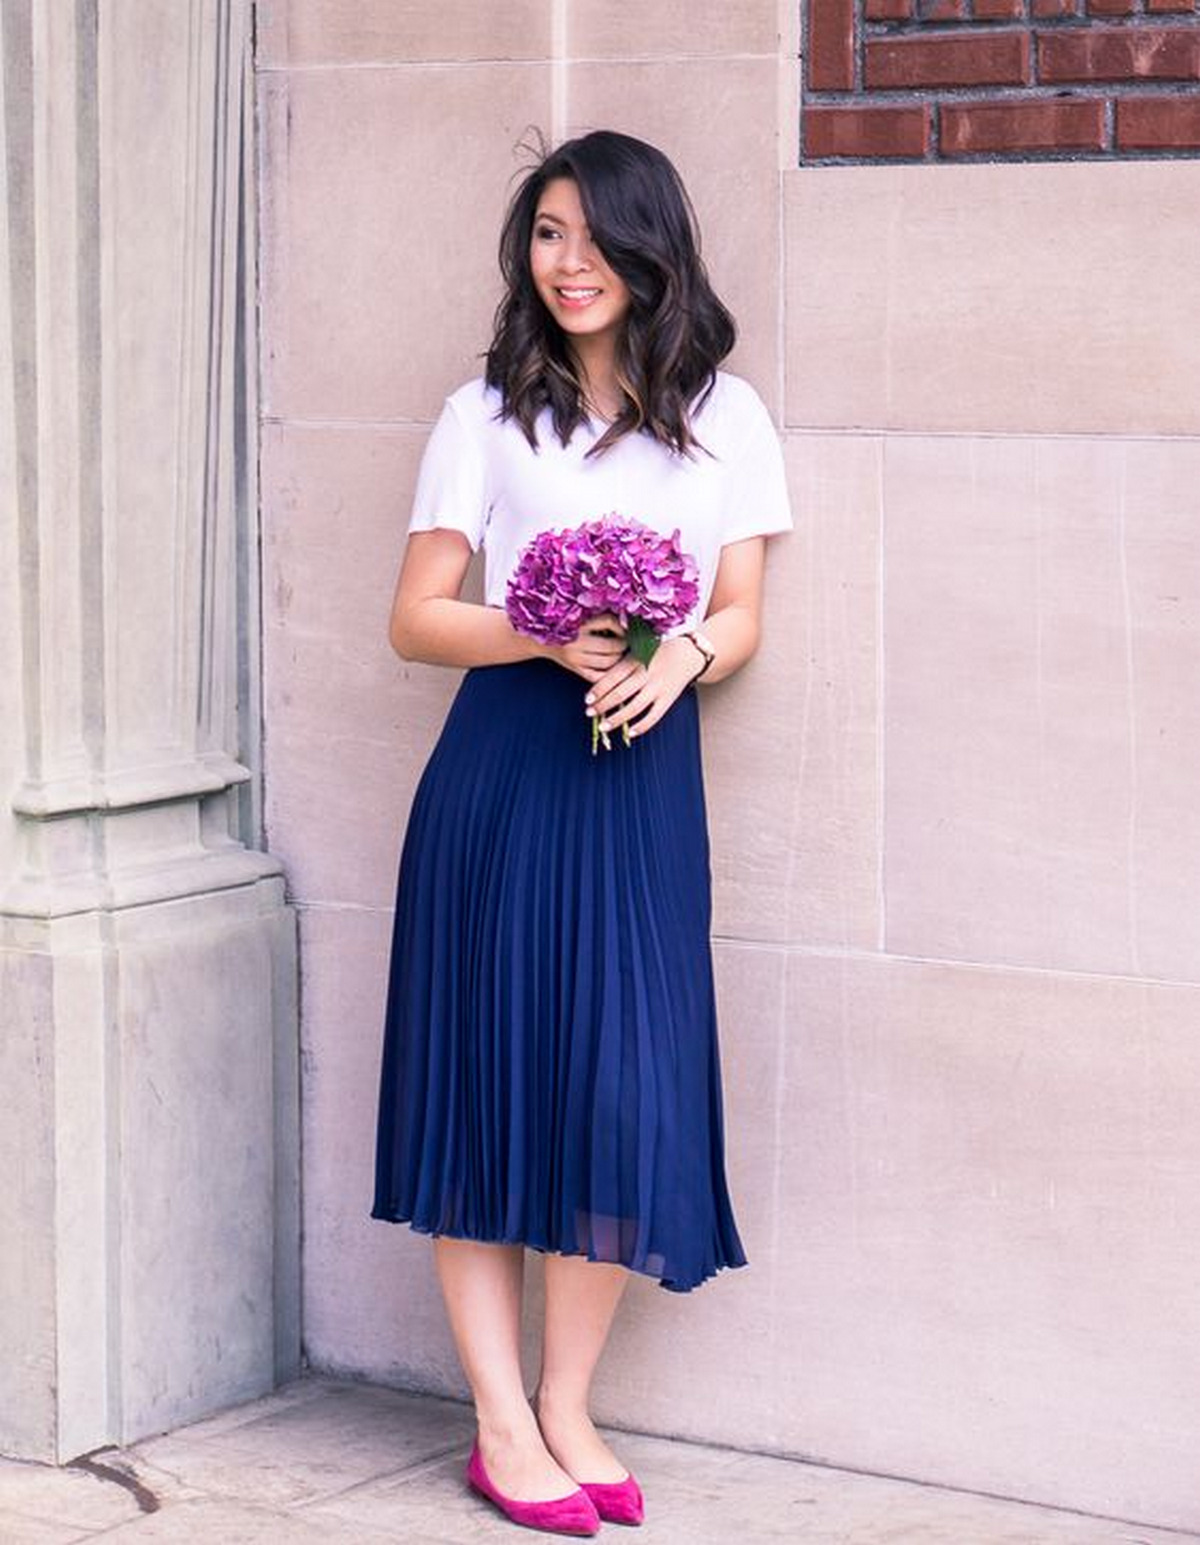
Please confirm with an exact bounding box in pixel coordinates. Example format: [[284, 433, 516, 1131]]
[[506, 513, 700, 753]]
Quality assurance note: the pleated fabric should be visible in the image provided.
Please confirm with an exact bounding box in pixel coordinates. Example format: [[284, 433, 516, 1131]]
[[371, 658, 747, 1292]]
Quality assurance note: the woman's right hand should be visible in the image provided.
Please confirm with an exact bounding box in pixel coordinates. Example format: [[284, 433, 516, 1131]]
[[543, 613, 627, 682]]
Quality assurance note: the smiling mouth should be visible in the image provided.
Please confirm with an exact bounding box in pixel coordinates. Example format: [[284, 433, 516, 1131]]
[[557, 287, 602, 302]]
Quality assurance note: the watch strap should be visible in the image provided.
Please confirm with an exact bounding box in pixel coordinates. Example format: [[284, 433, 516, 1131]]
[[682, 629, 715, 680]]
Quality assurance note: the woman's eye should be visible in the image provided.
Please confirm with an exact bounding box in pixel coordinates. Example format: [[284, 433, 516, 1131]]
[[535, 225, 561, 240]]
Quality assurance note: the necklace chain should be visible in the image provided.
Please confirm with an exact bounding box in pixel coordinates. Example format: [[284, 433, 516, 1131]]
[[584, 393, 620, 424]]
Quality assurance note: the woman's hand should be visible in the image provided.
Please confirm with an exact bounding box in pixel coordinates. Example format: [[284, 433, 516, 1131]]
[[584, 636, 702, 739], [544, 614, 627, 682]]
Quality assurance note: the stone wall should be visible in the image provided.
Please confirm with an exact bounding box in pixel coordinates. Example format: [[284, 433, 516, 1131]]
[[256, 0, 1200, 1531], [0, 0, 299, 1461]]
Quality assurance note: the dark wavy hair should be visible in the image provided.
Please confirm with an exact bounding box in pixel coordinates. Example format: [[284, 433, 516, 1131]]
[[485, 130, 736, 458]]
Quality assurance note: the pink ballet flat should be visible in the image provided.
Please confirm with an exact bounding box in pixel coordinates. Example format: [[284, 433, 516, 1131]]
[[581, 1472, 645, 1526], [466, 1441, 601, 1536]]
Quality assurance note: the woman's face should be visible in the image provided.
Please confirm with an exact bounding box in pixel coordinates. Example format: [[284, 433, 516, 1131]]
[[529, 177, 631, 347]]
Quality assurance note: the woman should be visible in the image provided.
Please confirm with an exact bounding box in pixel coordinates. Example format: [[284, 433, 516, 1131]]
[[372, 130, 792, 1536]]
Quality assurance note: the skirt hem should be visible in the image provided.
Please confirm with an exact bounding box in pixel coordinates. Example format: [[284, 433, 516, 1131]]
[[368, 1206, 747, 1295]]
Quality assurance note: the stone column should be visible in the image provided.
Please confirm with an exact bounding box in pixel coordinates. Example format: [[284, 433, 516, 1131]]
[[0, 0, 299, 1462]]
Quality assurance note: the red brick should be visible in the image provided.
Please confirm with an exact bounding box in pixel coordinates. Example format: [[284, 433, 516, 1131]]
[[1117, 95, 1200, 147], [808, 0, 855, 90], [866, 31, 1032, 87], [1146, 0, 1196, 10], [804, 105, 932, 157], [1031, 0, 1079, 15], [918, 0, 967, 18], [1086, 0, 1135, 13], [941, 97, 1108, 153], [865, 0, 914, 15], [973, 0, 1025, 17], [1038, 26, 1200, 82]]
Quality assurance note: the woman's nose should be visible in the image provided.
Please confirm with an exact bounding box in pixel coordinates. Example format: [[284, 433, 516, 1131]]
[[560, 236, 593, 271]]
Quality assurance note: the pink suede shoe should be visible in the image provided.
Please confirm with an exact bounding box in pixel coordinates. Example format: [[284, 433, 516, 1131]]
[[465, 1442, 601, 1536], [581, 1472, 645, 1526]]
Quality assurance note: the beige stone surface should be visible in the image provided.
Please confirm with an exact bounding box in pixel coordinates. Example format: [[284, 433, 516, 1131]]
[[111, 886, 293, 1442], [101, 0, 232, 778], [568, 55, 782, 412], [0, 29, 22, 900], [785, 162, 1200, 435], [293, 906, 470, 1396], [259, 421, 466, 909], [773, 950, 1200, 1531], [569, 0, 783, 57], [256, 0, 552, 65], [708, 434, 880, 950], [882, 434, 1200, 980], [0, 952, 56, 1462], [258, 63, 553, 424]]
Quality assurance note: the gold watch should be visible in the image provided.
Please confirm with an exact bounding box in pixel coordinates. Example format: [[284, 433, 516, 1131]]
[[681, 628, 716, 680]]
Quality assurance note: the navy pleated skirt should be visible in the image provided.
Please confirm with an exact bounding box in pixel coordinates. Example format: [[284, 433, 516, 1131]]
[[371, 657, 746, 1292]]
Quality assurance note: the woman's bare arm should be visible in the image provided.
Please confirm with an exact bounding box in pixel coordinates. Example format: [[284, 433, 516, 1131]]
[[388, 529, 626, 680], [583, 535, 770, 737], [690, 534, 768, 685]]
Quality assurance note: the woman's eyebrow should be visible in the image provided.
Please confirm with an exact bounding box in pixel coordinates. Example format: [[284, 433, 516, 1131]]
[[534, 211, 566, 225]]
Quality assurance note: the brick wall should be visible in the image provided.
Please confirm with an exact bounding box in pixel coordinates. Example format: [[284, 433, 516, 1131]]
[[803, 1, 1200, 159]]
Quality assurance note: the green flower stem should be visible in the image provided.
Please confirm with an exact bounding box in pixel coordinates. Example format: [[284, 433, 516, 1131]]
[[589, 619, 659, 756], [626, 615, 660, 668]]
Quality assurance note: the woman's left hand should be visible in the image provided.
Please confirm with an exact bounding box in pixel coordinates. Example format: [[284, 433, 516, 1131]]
[[585, 636, 702, 740]]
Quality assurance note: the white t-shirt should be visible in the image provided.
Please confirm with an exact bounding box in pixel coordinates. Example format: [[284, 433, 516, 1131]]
[[408, 371, 793, 631]]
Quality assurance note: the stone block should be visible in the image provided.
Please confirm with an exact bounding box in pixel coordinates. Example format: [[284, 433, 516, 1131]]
[[0, 954, 57, 1461], [770, 950, 1200, 1530], [259, 421, 468, 909], [294, 907, 469, 1398], [256, 0, 552, 64], [784, 162, 1200, 435], [569, 0, 782, 56], [707, 434, 881, 951], [111, 884, 298, 1444], [258, 63, 553, 423], [882, 434, 1200, 980]]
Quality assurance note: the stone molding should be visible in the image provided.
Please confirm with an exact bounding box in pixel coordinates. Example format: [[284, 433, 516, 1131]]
[[0, 0, 299, 1463], [4, 0, 278, 918]]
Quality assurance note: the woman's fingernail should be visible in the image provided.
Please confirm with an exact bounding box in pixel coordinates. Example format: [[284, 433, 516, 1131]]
[[585, 706, 594, 717], [585, 693, 594, 705]]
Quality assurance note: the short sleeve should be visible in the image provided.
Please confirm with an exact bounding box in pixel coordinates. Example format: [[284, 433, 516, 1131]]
[[407, 395, 489, 551], [720, 390, 793, 547]]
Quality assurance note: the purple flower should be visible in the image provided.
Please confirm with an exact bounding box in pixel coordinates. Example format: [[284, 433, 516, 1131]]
[[505, 514, 701, 753], [505, 514, 699, 645]]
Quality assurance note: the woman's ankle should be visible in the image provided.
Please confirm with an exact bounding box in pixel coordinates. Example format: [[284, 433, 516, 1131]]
[[475, 1398, 543, 1450], [533, 1383, 591, 1426]]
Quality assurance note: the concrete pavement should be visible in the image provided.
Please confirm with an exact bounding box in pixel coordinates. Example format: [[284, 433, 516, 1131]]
[[0, 1377, 1192, 1544]]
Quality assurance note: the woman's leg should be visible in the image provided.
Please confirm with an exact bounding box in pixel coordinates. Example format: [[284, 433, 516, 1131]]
[[535, 1255, 631, 1483], [433, 1238, 579, 1500]]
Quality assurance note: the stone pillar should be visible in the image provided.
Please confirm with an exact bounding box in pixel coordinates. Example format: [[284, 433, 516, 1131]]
[[0, 0, 300, 1462]]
